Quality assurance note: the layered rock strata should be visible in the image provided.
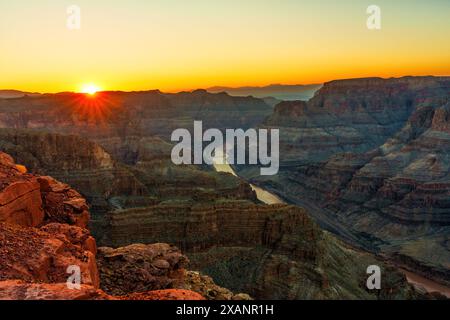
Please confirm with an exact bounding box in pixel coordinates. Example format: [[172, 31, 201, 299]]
[[241, 76, 450, 286]]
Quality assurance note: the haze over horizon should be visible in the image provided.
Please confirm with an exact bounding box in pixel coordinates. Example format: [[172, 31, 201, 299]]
[[1, 0, 449, 93]]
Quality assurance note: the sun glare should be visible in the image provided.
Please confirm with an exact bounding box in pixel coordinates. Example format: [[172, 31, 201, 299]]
[[80, 84, 101, 95]]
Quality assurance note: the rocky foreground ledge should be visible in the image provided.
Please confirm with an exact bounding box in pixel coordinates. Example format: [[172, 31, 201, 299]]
[[0, 152, 249, 300]]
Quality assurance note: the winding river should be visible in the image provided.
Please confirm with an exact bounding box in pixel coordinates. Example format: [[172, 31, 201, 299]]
[[213, 162, 285, 204], [213, 161, 450, 298]]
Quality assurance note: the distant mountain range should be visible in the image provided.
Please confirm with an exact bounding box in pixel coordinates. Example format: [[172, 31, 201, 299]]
[[0, 90, 41, 99], [207, 84, 322, 101]]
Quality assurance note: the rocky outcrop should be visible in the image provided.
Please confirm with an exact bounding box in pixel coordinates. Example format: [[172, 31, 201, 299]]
[[0, 153, 100, 288], [97, 243, 188, 296], [0, 152, 90, 228], [39, 177, 90, 228], [0, 281, 112, 300], [97, 243, 248, 300], [0, 222, 99, 287], [0, 153, 43, 227]]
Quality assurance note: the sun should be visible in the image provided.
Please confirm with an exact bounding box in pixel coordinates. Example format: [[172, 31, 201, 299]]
[[80, 84, 101, 96]]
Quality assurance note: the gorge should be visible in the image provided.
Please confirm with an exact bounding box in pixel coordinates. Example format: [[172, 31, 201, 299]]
[[0, 76, 449, 299]]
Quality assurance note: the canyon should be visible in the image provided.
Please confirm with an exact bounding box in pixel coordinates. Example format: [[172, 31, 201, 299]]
[[238, 76, 450, 289], [0, 150, 425, 300], [0, 76, 449, 299]]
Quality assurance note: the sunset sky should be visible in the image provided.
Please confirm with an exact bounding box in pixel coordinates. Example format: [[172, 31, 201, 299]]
[[1, 0, 449, 93]]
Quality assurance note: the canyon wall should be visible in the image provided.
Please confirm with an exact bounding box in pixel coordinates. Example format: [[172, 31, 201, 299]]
[[242, 76, 450, 285], [0, 89, 272, 140]]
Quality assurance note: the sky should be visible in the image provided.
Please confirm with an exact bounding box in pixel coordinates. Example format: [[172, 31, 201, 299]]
[[0, 0, 449, 93]]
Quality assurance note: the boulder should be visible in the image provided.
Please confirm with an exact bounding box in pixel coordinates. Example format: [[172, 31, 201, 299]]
[[97, 243, 188, 296]]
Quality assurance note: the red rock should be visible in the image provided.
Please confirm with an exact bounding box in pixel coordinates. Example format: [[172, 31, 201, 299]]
[[97, 243, 189, 296], [122, 289, 205, 301], [0, 153, 44, 227], [38, 176, 90, 228], [0, 222, 99, 288], [0, 153, 15, 167], [0, 181, 44, 227], [0, 281, 203, 300], [40, 223, 97, 255], [0, 280, 112, 300], [0, 153, 90, 229]]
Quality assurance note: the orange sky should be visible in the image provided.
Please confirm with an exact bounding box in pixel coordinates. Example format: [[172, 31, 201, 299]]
[[0, 0, 449, 93]]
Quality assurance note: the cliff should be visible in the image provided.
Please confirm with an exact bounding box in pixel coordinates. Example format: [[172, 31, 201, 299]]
[[104, 201, 422, 299], [0, 152, 243, 300], [244, 76, 450, 286]]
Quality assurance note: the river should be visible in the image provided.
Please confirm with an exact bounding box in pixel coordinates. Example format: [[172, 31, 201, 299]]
[[213, 162, 285, 204], [400, 268, 450, 298], [213, 161, 450, 298]]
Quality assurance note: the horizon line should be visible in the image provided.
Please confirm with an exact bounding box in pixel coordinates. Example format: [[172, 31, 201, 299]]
[[1, 74, 449, 95]]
